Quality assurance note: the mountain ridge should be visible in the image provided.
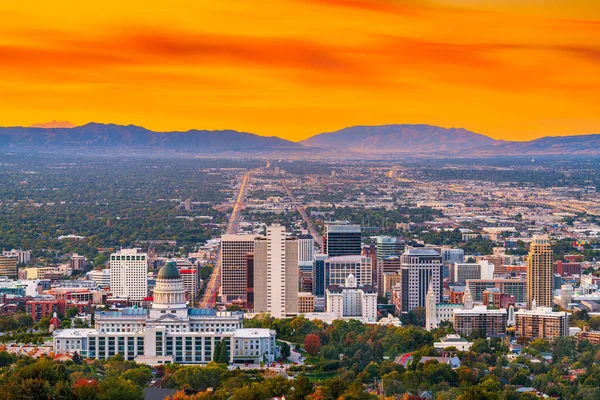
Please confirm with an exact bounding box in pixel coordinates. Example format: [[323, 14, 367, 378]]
[[0, 122, 598, 156]]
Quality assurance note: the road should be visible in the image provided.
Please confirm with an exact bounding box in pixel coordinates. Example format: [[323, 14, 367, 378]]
[[281, 179, 322, 249], [199, 170, 253, 309]]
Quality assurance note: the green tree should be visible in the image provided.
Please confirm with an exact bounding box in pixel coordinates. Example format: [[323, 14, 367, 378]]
[[280, 342, 291, 359], [218, 339, 229, 364]]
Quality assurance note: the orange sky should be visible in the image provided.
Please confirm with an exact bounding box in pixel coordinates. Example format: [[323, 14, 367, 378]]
[[0, 0, 598, 141]]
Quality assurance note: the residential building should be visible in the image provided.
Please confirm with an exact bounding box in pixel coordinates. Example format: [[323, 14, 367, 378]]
[[454, 305, 508, 337], [577, 327, 600, 345], [515, 305, 569, 340], [109, 249, 148, 303], [70, 253, 87, 271], [326, 275, 377, 323], [253, 225, 298, 318], [220, 235, 256, 304], [527, 235, 553, 308], [399, 248, 443, 313], [53, 261, 277, 365], [323, 224, 361, 257], [482, 288, 516, 309]]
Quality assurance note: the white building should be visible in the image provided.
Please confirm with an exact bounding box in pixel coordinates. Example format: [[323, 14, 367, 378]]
[[89, 269, 111, 288], [54, 261, 277, 365], [253, 225, 298, 318], [325, 255, 372, 288], [298, 234, 314, 270], [109, 249, 148, 303], [434, 334, 473, 351], [326, 274, 377, 323]]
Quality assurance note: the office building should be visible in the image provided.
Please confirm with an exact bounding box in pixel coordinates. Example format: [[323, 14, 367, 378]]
[[2, 249, 31, 265], [527, 235, 553, 308], [515, 305, 569, 340], [452, 261, 494, 284], [297, 292, 315, 314], [54, 262, 277, 365], [466, 278, 527, 303], [89, 269, 111, 288], [0, 255, 18, 279], [482, 288, 516, 309], [109, 249, 148, 303], [312, 254, 328, 297], [245, 253, 255, 310], [399, 248, 443, 313], [253, 225, 298, 317], [221, 235, 256, 304], [378, 256, 402, 296], [323, 224, 361, 257], [325, 255, 372, 288], [441, 248, 464, 265], [298, 234, 314, 270], [382, 272, 401, 298], [326, 275, 377, 323], [454, 305, 508, 337], [70, 253, 87, 271]]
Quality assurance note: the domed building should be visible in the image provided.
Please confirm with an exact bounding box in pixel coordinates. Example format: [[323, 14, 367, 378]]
[[53, 260, 277, 366]]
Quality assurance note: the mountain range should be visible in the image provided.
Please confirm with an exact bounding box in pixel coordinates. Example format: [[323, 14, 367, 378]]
[[0, 122, 598, 156]]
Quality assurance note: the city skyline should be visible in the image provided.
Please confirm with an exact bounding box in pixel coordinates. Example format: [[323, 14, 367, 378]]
[[1, 0, 598, 141]]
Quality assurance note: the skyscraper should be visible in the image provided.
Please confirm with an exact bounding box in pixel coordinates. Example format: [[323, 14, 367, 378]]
[[375, 236, 404, 295], [220, 235, 256, 304], [323, 223, 361, 257], [399, 248, 443, 313], [312, 254, 328, 297], [297, 234, 314, 268], [0, 255, 18, 279], [253, 225, 298, 317], [527, 235, 553, 308], [109, 249, 148, 303]]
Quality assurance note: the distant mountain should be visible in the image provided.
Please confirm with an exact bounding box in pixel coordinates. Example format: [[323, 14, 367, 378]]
[[301, 124, 600, 156], [0, 123, 299, 151], [30, 120, 76, 129], [301, 124, 501, 153]]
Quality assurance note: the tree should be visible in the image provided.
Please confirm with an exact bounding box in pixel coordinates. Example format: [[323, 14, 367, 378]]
[[213, 341, 221, 363], [72, 351, 82, 364], [99, 377, 143, 400], [304, 334, 321, 356], [280, 342, 291, 359], [218, 339, 229, 364], [589, 316, 600, 330], [289, 375, 314, 400]]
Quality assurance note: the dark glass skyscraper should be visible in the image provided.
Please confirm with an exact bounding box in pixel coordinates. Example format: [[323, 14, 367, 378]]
[[323, 224, 361, 257]]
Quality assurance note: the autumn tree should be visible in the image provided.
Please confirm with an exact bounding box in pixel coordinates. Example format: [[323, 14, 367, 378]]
[[304, 334, 321, 356]]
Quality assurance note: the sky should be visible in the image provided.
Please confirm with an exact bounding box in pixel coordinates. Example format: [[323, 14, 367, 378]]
[[0, 0, 598, 141]]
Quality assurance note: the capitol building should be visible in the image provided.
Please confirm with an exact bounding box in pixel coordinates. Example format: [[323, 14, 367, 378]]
[[53, 262, 277, 365]]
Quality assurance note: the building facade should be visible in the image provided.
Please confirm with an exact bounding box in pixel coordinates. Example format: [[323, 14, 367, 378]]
[[325, 255, 372, 288], [527, 235, 554, 308], [454, 305, 507, 337], [326, 275, 377, 323], [54, 262, 277, 365], [324, 224, 361, 257], [109, 249, 148, 303], [515, 305, 569, 340], [220, 235, 256, 304], [400, 248, 443, 313]]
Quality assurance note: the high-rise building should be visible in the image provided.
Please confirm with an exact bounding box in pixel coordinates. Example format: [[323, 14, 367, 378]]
[[220, 235, 256, 304], [298, 234, 314, 268], [323, 224, 361, 257], [527, 235, 554, 308], [253, 225, 298, 318], [466, 278, 527, 303], [312, 254, 328, 297], [109, 249, 148, 303], [375, 236, 403, 295], [325, 255, 372, 288], [399, 248, 443, 313], [70, 253, 87, 271], [378, 256, 402, 296], [0, 255, 18, 278]]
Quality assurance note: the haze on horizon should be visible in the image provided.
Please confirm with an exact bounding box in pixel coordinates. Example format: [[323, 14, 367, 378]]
[[0, 0, 598, 142]]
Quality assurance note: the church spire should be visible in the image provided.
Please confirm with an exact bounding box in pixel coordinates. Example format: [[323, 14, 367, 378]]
[[425, 276, 437, 331], [463, 284, 474, 310]]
